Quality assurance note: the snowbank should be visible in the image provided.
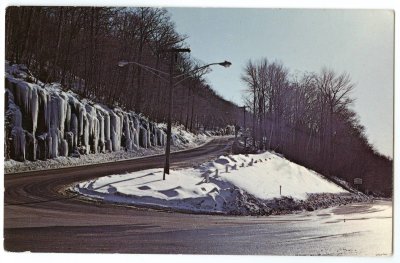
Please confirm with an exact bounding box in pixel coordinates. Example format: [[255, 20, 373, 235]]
[[74, 151, 353, 215], [4, 134, 211, 174]]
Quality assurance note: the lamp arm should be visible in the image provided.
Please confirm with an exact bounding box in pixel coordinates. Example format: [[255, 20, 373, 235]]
[[135, 64, 170, 83], [174, 75, 195, 87], [173, 63, 219, 79], [122, 61, 170, 76]]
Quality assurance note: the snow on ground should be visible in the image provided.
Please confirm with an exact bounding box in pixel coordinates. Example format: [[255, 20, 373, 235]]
[[74, 151, 348, 214], [4, 132, 213, 174]]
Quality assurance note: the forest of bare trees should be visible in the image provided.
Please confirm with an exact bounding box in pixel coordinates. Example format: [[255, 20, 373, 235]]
[[5, 6, 242, 131], [241, 58, 392, 196], [5, 7, 392, 196]]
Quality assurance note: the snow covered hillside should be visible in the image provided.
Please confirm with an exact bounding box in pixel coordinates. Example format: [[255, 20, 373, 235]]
[[74, 151, 355, 215], [4, 62, 228, 165]]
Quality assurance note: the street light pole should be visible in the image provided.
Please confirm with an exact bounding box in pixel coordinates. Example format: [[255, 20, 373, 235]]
[[163, 53, 174, 179], [163, 48, 191, 180], [242, 106, 246, 131], [118, 53, 231, 181], [241, 106, 247, 148]]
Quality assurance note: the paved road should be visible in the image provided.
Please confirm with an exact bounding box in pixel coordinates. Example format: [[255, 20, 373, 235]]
[[4, 137, 393, 255]]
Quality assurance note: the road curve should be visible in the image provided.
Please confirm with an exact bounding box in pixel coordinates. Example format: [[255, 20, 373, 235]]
[[5, 137, 233, 206], [4, 137, 392, 255], [4, 137, 237, 251]]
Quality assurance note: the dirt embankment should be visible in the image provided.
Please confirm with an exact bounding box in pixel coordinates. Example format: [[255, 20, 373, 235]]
[[227, 189, 371, 216]]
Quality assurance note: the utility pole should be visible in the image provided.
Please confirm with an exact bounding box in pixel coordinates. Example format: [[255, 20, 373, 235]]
[[241, 106, 247, 148], [118, 52, 231, 181], [163, 48, 191, 180]]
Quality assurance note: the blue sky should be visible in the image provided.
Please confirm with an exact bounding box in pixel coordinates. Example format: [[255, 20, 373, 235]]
[[167, 8, 394, 158]]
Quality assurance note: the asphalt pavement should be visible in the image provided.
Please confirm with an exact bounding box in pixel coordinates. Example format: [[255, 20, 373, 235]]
[[4, 137, 392, 255]]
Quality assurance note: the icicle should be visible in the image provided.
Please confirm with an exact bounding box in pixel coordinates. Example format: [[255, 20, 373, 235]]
[[46, 92, 52, 131], [127, 114, 138, 150], [130, 127, 138, 150], [50, 128, 58, 158], [37, 88, 48, 131], [25, 132, 37, 161], [12, 128, 26, 161], [152, 125, 158, 146], [131, 114, 139, 148], [94, 116, 99, 153], [146, 122, 151, 148], [85, 105, 99, 153], [83, 115, 90, 154], [139, 126, 148, 148], [60, 139, 68, 157], [6, 90, 26, 161], [46, 133, 52, 159], [10, 105, 26, 162], [123, 114, 133, 150], [71, 113, 78, 149], [93, 103, 111, 153], [97, 112, 105, 153], [5, 63, 197, 162], [162, 131, 166, 146], [109, 110, 120, 151], [65, 131, 74, 154], [116, 111, 124, 149], [37, 133, 47, 160], [155, 128, 161, 146], [16, 81, 30, 114], [65, 102, 71, 132], [58, 93, 68, 137], [31, 87, 38, 136], [104, 112, 111, 151], [79, 105, 86, 137]]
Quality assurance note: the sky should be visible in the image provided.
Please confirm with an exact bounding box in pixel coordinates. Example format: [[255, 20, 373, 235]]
[[167, 8, 394, 158]]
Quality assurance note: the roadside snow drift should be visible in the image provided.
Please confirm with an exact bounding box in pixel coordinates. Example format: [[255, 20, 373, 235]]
[[74, 151, 348, 214]]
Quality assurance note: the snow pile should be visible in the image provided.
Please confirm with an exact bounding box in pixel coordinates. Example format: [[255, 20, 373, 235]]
[[170, 125, 208, 148], [77, 168, 232, 212], [4, 62, 210, 163], [74, 151, 349, 214], [200, 152, 347, 200], [4, 136, 213, 174]]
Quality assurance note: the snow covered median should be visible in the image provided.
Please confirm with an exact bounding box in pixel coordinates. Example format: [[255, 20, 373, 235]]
[[73, 151, 367, 215]]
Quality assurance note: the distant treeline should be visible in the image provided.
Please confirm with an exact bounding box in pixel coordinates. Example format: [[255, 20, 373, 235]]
[[5, 6, 241, 130], [242, 58, 392, 196]]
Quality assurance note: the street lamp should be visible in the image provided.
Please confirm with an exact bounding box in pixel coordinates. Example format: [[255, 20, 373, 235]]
[[118, 60, 170, 82], [118, 54, 231, 180], [219, 61, 232, 68], [173, 60, 231, 86]]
